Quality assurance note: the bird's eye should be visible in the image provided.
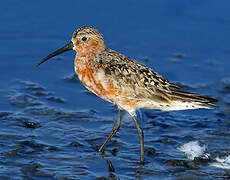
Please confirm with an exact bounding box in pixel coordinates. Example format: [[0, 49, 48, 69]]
[[81, 37, 87, 41]]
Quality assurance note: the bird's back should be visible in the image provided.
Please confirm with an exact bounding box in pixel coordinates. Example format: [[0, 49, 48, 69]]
[[92, 49, 217, 112]]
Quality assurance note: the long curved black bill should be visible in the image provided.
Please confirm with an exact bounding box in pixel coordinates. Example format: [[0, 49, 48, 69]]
[[36, 41, 74, 67]]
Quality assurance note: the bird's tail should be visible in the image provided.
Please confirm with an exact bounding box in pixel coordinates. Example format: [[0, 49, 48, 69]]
[[168, 83, 217, 110]]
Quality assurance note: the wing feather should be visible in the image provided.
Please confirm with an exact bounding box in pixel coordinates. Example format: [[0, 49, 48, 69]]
[[95, 49, 217, 107]]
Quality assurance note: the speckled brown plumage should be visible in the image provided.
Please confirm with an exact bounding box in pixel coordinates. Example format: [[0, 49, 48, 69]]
[[76, 46, 216, 116]]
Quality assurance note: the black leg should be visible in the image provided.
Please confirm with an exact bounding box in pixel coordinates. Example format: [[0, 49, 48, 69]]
[[99, 109, 121, 152], [132, 115, 144, 163]]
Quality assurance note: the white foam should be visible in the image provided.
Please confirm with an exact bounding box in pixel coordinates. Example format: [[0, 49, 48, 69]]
[[178, 141, 230, 169], [210, 155, 230, 169], [177, 141, 207, 160]]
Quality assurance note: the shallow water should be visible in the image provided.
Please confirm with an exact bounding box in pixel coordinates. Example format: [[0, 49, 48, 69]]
[[1, 0, 230, 179]]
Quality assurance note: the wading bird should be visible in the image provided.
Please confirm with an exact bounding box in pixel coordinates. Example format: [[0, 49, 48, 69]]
[[37, 26, 216, 163]]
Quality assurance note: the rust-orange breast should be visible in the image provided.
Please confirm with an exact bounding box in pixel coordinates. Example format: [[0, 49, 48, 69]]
[[74, 57, 140, 110]]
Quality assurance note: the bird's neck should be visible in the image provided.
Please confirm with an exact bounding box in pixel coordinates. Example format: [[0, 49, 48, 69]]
[[74, 39, 105, 73], [74, 47, 103, 73]]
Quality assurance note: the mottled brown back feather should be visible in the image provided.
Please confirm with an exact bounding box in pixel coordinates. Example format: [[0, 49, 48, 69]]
[[94, 48, 217, 107]]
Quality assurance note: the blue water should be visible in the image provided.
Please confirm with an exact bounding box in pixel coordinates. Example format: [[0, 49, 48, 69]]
[[1, 0, 230, 179]]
